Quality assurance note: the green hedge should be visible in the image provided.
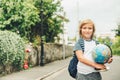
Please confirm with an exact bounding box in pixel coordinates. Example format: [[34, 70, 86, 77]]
[[112, 48, 120, 55], [0, 30, 25, 71], [111, 36, 120, 56]]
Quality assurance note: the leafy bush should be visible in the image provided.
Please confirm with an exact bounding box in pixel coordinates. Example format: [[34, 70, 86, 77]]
[[111, 36, 120, 56], [0, 30, 25, 70]]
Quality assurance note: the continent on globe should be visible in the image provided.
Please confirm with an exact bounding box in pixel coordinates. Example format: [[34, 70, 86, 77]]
[[92, 44, 112, 64]]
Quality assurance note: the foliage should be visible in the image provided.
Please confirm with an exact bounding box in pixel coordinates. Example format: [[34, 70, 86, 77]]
[[34, 0, 67, 42], [0, 0, 68, 43], [0, 0, 40, 40], [111, 36, 120, 55], [0, 30, 25, 70], [113, 22, 120, 36], [97, 37, 112, 46]]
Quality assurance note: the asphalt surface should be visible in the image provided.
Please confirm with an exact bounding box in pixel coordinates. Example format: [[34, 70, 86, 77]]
[[0, 56, 120, 80], [42, 56, 120, 80]]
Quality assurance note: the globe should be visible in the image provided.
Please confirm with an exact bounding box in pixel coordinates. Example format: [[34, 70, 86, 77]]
[[92, 44, 112, 64]]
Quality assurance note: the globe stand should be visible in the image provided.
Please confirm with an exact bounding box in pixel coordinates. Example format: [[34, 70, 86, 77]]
[[95, 66, 110, 72]]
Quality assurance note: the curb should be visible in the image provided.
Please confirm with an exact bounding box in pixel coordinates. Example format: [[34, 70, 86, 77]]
[[35, 64, 68, 80]]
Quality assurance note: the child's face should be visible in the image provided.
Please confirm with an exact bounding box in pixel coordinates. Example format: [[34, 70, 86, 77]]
[[81, 23, 94, 40]]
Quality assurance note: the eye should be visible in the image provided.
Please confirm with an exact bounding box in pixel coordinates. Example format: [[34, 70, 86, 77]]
[[82, 27, 87, 29], [88, 27, 92, 30], [82, 26, 87, 29]]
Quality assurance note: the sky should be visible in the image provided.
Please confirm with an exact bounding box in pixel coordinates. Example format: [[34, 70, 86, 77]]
[[61, 0, 120, 38]]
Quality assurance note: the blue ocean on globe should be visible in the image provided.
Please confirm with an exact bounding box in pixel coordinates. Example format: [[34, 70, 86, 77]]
[[92, 44, 111, 64]]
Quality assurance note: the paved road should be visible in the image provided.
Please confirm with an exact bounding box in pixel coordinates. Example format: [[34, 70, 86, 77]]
[[101, 56, 120, 80], [43, 56, 120, 80]]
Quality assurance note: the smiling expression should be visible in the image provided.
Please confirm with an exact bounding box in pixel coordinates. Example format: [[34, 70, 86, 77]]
[[81, 23, 94, 40]]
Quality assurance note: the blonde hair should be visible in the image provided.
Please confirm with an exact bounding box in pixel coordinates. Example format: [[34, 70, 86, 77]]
[[79, 19, 95, 38]]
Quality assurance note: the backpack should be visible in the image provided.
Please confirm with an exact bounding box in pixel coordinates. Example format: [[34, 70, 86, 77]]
[[68, 38, 99, 78]]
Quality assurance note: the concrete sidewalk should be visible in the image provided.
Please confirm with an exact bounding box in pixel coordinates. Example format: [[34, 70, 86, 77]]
[[0, 57, 72, 80]]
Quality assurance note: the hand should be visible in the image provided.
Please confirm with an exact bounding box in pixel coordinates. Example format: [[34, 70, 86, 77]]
[[94, 63, 106, 70], [107, 57, 113, 64]]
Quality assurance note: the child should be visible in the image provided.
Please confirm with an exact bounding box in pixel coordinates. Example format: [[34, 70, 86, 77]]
[[74, 19, 113, 80]]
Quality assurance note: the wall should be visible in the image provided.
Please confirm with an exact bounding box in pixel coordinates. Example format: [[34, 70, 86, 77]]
[[28, 43, 73, 66], [0, 43, 73, 76]]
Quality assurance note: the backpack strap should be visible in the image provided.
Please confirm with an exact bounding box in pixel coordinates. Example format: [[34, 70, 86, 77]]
[[95, 40, 99, 45], [79, 38, 84, 52], [79, 38, 99, 52]]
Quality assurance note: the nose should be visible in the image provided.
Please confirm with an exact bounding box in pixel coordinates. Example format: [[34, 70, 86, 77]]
[[86, 28, 89, 32]]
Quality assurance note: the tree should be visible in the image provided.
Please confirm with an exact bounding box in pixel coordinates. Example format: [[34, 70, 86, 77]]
[[0, 0, 40, 40], [0, 0, 68, 43], [114, 22, 120, 36], [34, 0, 67, 42]]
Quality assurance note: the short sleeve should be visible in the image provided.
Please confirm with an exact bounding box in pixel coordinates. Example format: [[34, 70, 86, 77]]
[[73, 40, 82, 53]]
